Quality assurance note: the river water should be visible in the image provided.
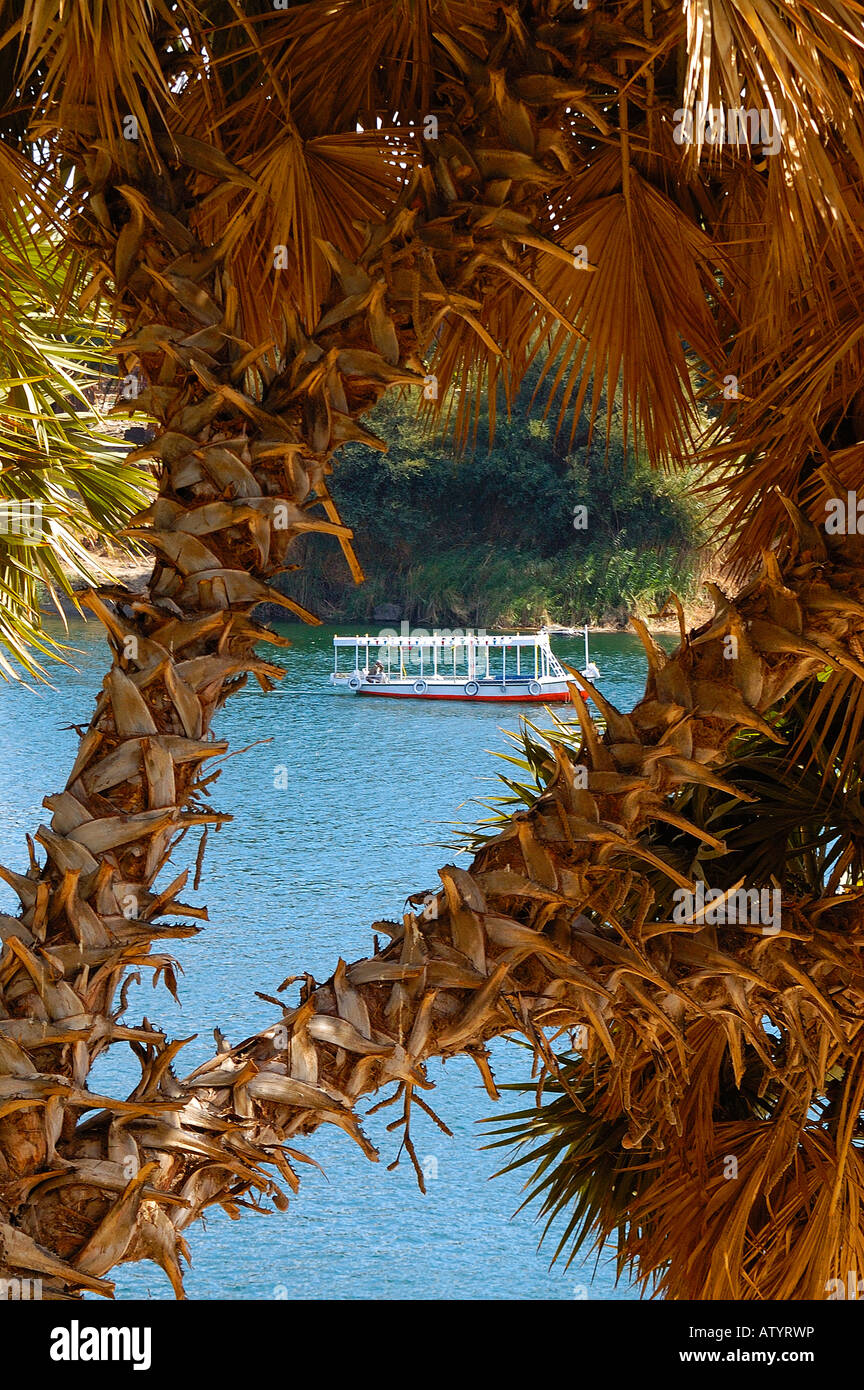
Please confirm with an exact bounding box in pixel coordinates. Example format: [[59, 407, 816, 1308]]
[[0, 619, 671, 1300]]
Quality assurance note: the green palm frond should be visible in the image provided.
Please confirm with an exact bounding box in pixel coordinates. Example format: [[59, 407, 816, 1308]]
[[0, 211, 153, 679], [483, 1057, 652, 1279]]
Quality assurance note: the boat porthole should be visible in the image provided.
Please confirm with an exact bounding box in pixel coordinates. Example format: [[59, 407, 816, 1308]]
[[348, 676, 361, 691], [528, 680, 542, 696], [464, 681, 479, 696], [413, 680, 427, 695]]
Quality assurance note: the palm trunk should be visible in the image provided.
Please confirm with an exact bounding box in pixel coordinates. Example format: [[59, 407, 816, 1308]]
[[0, 77, 602, 1294]]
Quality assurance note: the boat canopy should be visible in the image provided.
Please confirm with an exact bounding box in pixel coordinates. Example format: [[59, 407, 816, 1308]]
[[332, 633, 557, 648], [332, 630, 570, 683]]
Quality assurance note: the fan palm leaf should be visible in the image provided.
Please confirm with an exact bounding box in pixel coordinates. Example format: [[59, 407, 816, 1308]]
[[0, 207, 152, 677]]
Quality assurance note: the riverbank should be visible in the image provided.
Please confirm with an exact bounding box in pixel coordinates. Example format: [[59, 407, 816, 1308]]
[[65, 363, 717, 636], [52, 549, 718, 636]]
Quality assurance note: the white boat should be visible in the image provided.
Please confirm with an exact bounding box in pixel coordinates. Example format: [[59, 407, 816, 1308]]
[[329, 629, 598, 702]]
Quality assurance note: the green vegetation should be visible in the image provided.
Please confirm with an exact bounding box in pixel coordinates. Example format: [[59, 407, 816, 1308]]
[[0, 222, 152, 677], [285, 372, 707, 626]]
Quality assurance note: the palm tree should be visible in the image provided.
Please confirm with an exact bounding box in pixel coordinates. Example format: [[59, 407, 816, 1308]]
[[0, 208, 152, 677], [1, 0, 864, 1302]]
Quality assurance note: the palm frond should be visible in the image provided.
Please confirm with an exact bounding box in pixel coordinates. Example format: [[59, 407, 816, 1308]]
[[0, 217, 153, 678]]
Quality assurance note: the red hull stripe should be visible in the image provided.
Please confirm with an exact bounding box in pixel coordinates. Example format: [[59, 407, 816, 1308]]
[[356, 690, 572, 702]]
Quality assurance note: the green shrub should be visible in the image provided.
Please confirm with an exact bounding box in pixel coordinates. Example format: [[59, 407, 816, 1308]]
[[281, 357, 708, 625]]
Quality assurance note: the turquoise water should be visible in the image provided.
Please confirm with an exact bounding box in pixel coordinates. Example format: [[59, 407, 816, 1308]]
[[0, 619, 670, 1300]]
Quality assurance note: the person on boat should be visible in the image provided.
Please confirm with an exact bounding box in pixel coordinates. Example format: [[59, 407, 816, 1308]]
[[366, 659, 385, 682]]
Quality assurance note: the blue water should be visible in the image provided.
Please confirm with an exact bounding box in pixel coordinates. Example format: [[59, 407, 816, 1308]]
[[0, 620, 669, 1300]]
